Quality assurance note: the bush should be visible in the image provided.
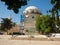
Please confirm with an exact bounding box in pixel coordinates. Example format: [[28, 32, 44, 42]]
[[36, 15, 52, 34], [44, 27, 51, 34]]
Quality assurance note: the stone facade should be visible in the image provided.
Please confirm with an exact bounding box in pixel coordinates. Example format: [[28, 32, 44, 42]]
[[23, 6, 41, 34]]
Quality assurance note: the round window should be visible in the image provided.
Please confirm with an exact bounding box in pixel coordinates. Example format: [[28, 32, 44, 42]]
[[32, 16, 34, 19]]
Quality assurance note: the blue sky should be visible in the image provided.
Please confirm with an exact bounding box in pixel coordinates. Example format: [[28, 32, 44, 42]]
[[0, 0, 53, 24]]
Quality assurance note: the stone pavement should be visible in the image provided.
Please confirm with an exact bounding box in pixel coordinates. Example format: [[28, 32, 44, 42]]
[[0, 40, 60, 45], [0, 35, 60, 45]]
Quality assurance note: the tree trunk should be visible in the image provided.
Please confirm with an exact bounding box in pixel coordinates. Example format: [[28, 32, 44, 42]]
[[56, 10, 59, 25], [7, 30, 8, 35], [52, 10, 56, 33]]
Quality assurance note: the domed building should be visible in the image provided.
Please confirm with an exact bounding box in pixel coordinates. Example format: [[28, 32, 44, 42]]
[[23, 6, 42, 34], [23, 6, 41, 15]]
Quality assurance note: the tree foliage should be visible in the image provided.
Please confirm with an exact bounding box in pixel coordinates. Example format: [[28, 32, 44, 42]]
[[50, 0, 60, 25], [11, 22, 16, 26], [1, 0, 29, 13], [36, 15, 55, 34], [0, 18, 12, 31], [36, 15, 41, 33], [51, 0, 60, 10]]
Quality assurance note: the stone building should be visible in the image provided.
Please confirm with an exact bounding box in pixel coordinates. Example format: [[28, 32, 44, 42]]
[[23, 6, 41, 34], [0, 6, 42, 35]]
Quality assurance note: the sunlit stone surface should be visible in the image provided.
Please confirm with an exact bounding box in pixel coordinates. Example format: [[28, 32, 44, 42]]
[[23, 6, 41, 34]]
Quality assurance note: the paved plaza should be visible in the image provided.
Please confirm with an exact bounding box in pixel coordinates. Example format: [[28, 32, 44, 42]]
[[0, 35, 60, 45], [0, 40, 60, 45]]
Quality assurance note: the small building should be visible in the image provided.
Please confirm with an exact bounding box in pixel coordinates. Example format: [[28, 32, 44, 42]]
[[23, 6, 42, 34]]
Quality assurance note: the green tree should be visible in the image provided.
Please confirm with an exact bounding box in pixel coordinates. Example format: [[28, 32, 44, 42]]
[[0, 18, 12, 34], [50, 0, 60, 25], [36, 15, 54, 34], [36, 15, 41, 33], [1, 0, 29, 13], [11, 22, 16, 26]]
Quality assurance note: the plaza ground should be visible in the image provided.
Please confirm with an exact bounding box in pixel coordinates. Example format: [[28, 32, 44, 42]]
[[0, 40, 60, 45], [0, 35, 60, 45]]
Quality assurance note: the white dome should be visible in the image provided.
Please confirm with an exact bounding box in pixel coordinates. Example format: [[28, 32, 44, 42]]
[[23, 6, 41, 15], [25, 6, 38, 10]]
